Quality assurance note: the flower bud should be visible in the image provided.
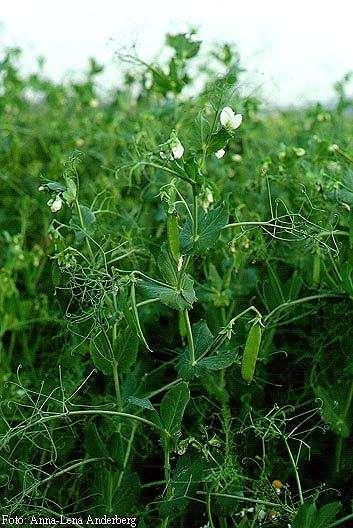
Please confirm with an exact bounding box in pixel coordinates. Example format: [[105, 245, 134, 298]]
[[215, 148, 225, 159], [49, 195, 63, 213]]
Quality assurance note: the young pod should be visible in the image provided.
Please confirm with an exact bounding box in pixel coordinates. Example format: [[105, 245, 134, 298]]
[[167, 212, 180, 261], [241, 320, 262, 383]]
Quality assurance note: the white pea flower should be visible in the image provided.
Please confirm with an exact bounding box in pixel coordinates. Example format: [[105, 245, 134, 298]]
[[38, 185, 45, 192], [220, 106, 242, 130], [327, 161, 341, 173], [171, 140, 184, 160], [294, 147, 305, 157], [328, 143, 339, 153], [177, 256, 184, 272], [215, 148, 226, 159], [75, 137, 85, 147], [232, 153, 242, 163], [201, 187, 214, 211], [48, 195, 63, 213]]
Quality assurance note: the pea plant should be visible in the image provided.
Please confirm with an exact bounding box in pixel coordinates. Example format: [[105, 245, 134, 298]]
[[1, 32, 353, 528]]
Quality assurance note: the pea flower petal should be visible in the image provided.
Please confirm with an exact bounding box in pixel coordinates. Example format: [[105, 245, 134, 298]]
[[215, 148, 226, 159], [220, 106, 243, 130]]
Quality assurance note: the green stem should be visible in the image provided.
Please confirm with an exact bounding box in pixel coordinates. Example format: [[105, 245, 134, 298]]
[[224, 220, 275, 229], [264, 294, 343, 324], [328, 512, 353, 527], [112, 360, 122, 411], [111, 292, 123, 412], [334, 379, 353, 474], [75, 198, 95, 261], [1, 409, 167, 447], [337, 148, 353, 165], [134, 161, 195, 184], [117, 422, 137, 488], [196, 491, 293, 513], [192, 186, 198, 242], [10, 457, 102, 504], [197, 305, 261, 363], [184, 309, 195, 366], [161, 435, 172, 528], [176, 254, 191, 290], [146, 379, 182, 399], [284, 437, 304, 505], [206, 492, 216, 528]]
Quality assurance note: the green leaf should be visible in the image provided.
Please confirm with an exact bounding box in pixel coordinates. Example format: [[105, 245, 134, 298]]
[[201, 372, 229, 403], [316, 502, 341, 528], [138, 275, 196, 311], [177, 320, 213, 380], [113, 324, 139, 372], [292, 502, 341, 528], [166, 33, 201, 59], [127, 396, 155, 411], [151, 66, 174, 95], [111, 472, 140, 515], [287, 270, 303, 300], [159, 451, 204, 518], [292, 502, 317, 528], [73, 205, 96, 241], [207, 128, 231, 152], [315, 385, 350, 438], [80, 205, 96, 227], [138, 245, 196, 310], [207, 263, 223, 290], [90, 331, 112, 375], [237, 519, 250, 528], [177, 350, 202, 381], [160, 382, 190, 435], [198, 349, 238, 370], [157, 244, 180, 285], [44, 180, 66, 192], [94, 469, 140, 515], [341, 261, 353, 296], [167, 212, 180, 261], [178, 321, 237, 378], [181, 203, 228, 253], [193, 320, 214, 357], [84, 423, 110, 459], [62, 176, 77, 205]]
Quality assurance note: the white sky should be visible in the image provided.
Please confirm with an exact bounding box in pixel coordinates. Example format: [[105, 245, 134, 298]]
[[0, 0, 353, 106]]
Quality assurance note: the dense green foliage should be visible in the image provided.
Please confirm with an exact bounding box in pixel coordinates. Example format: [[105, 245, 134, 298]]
[[1, 33, 353, 527]]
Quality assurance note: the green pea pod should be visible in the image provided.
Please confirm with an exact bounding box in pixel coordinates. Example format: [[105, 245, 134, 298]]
[[167, 213, 180, 261], [241, 321, 262, 383]]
